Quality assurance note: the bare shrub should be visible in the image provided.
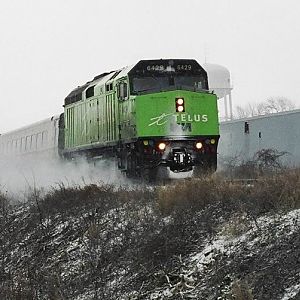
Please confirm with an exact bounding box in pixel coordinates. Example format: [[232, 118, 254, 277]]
[[222, 148, 288, 179], [254, 148, 288, 174]]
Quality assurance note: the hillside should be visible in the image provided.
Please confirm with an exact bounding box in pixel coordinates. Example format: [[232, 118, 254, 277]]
[[1, 170, 300, 299]]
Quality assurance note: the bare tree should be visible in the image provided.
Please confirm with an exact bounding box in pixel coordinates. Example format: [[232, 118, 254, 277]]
[[236, 103, 259, 118], [259, 97, 295, 114], [235, 97, 296, 118]]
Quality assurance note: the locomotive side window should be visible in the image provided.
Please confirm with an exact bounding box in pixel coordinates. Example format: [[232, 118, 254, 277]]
[[21, 137, 25, 152], [7, 141, 11, 153], [86, 85, 95, 99], [16, 139, 21, 153], [33, 134, 38, 150], [123, 82, 128, 98], [29, 136, 33, 150], [37, 133, 42, 149], [12, 140, 17, 152], [25, 136, 30, 151], [106, 83, 113, 92], [42, 131, 48, 146], [117, 82, 128, 100]]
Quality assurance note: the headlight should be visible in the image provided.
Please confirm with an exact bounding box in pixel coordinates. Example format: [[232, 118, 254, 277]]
[[158, 142, 166, 151], [196, 142, 203, 149]]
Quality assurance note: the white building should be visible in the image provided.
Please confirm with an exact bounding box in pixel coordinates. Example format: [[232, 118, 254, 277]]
[[218, 109, 300, 167]]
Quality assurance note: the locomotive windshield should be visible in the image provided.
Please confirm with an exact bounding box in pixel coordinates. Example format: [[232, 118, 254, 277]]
[[128, 59, 209, 95]]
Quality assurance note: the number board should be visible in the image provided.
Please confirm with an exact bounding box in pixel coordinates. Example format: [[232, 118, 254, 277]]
[[129, 59, 205, 76], [146, 64, 192, 72]]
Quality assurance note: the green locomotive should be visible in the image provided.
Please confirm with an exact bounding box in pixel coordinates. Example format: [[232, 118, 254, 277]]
[[62, 59, 219, 179]]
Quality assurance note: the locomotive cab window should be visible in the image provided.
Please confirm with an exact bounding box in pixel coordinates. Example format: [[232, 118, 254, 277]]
[[130, 75, 207, 95], [128, 59, 209, 95]]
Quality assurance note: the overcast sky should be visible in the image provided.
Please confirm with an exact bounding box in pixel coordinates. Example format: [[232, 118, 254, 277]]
[[1, 0, 300, 132]]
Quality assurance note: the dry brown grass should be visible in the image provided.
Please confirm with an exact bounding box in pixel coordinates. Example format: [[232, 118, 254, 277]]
[[157, 168, 300, 217]]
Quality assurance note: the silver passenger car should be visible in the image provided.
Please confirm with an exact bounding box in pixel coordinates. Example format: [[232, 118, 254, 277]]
[[0, 115, 60, 160]]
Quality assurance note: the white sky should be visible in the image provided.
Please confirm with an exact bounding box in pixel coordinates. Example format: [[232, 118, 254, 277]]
[[1, 0, 300, 133]]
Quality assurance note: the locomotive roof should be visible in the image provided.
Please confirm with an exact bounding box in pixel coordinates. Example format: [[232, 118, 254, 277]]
[[64, 67, 131, 106], [64, 59, 205, 106]]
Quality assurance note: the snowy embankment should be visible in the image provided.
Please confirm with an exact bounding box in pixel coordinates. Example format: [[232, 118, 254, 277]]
[[1, 171, 300, 299]]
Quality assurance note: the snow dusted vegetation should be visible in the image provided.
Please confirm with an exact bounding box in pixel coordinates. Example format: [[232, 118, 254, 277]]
[[1, 169, 300, 299]]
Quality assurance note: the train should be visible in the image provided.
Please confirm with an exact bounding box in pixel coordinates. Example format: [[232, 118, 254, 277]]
[[0, 59, 220, 180]]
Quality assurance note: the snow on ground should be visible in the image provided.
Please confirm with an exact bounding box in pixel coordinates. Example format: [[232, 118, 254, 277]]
[[281, 283, 300, 300], [191, 208, 300, 273], [149, 209, 300, 299]]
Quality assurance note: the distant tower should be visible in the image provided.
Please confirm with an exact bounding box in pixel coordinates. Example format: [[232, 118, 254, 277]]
[[203, 63, 233, 121]]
